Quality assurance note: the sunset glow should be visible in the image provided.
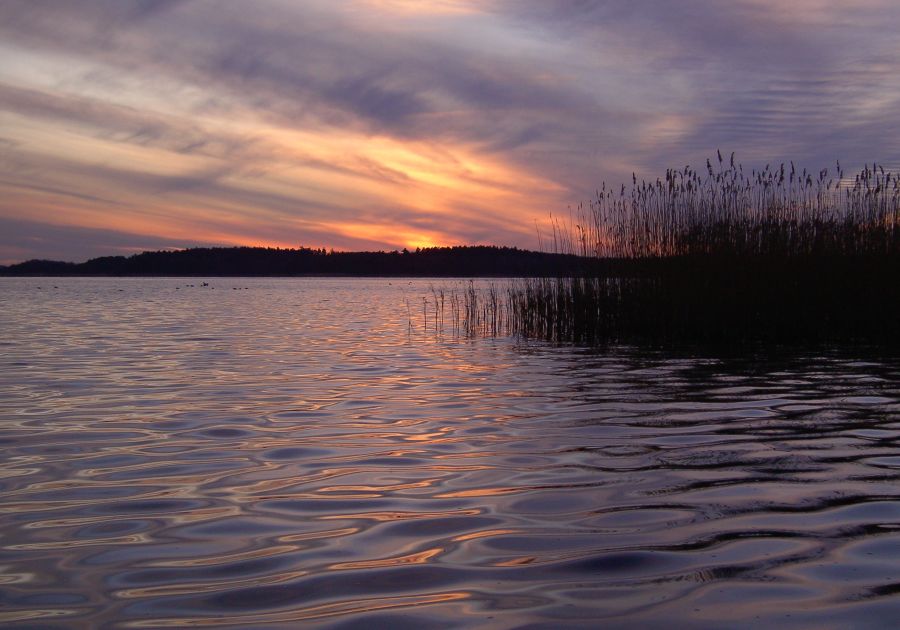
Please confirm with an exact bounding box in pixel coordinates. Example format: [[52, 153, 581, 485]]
[[2, 0, 900, 262]]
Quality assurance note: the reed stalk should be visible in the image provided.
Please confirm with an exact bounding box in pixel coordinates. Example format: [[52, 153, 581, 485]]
[[438, 157, 900, 347]]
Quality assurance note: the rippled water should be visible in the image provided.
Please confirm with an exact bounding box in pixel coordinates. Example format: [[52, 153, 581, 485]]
[[1, 277, 899, 629]]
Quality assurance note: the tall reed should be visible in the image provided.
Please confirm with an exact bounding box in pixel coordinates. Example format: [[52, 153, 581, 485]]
[[459, 156, 900, 347], [561, 155, 899, 260]]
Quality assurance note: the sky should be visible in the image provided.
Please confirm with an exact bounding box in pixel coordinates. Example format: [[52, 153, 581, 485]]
[[1, 1, 900, 263]]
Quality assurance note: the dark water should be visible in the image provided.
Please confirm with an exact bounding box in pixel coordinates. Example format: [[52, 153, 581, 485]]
[[1, 278, 899, 629]]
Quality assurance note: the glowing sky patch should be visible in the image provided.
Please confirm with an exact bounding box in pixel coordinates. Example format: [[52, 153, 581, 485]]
[[1, 0, 899, 263]]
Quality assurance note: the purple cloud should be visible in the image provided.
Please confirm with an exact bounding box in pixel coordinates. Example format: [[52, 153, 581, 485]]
[[1, 0, 899, 261]]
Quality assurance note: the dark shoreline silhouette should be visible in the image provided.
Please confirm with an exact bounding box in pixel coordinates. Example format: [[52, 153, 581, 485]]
[[0, 245, 585, 278]]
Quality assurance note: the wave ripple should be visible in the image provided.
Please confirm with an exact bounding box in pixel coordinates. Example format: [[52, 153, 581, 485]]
[[1, 278, 899, 628]]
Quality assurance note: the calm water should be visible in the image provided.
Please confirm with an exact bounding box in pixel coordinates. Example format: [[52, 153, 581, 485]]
[[1, 277, 899, 629]]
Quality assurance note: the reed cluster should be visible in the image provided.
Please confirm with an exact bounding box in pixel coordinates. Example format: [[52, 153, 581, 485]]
[[558, 154, 899, 259], [440, 156, 900, 347]]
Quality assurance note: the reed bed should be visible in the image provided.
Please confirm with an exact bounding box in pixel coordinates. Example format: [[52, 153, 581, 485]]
[[431, 156, 900, 347], [414, 283, 509, 339], [562, 154, 899, 259]]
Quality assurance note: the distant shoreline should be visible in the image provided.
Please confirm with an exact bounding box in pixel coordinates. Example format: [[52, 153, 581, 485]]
[[0, 245, 585, 278]]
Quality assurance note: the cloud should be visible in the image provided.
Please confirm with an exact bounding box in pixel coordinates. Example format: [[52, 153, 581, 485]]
[[1, 0, 899, 261], [0, 216, 211, 264]]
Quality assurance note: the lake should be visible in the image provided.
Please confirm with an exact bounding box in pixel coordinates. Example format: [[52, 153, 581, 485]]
[[1, 277, 899, 628]]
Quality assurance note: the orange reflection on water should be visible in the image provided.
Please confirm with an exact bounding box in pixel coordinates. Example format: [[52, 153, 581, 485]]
[[276, 527, 361, 544], [328, 547, 444, 570], [434, 486, 523, 498], [451, 528, 520, 542], [305, 491, 381, 499], [493, 556, 538, 567], [429, 464, 493, 471], [317, 478, 440, 493], [318, 508, 482, 522], [167, 506, 243, 525], [404, 427, 453, 442]]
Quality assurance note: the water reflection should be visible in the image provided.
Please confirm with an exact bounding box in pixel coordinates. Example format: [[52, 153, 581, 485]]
[[0, 278, 898, 628]]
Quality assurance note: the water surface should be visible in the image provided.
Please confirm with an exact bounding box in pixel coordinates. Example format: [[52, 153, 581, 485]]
[[1, 278, 899, 628]]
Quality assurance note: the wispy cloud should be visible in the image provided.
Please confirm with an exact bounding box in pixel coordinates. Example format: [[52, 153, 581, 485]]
[[1, 0, 899, 261]]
